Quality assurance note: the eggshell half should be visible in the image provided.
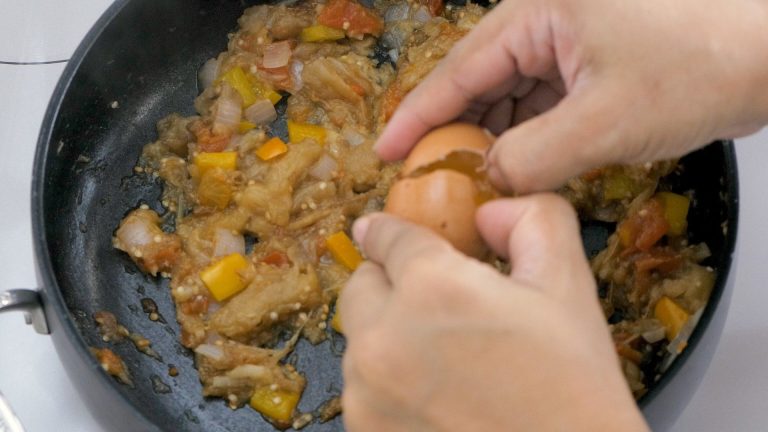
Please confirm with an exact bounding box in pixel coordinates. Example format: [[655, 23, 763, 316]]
[[402, 123, 493, 175], [384, 170, 487, 258], [384, 123, 495, 258]]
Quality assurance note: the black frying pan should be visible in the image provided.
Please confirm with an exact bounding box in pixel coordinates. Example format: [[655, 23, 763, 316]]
[[0, 0, 739, 431]]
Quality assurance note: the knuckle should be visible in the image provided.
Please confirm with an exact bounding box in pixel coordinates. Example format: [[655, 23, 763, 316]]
[[489, 141, 533, 192], [340, 389, 369, 432], [345, 330, 402, 390], [528, 193, 575, 218], [368, 216, 411, 254], [396, 243, 455, 285]]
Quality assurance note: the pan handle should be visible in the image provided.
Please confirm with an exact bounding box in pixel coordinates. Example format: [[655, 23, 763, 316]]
[[0, 390, 25, 432], [0, 290, 50, 335]]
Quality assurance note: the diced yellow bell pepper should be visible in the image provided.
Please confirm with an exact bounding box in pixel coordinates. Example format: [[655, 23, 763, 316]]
[[654, 296, 690, 341], [301, 25, 346, 42], [200, 253, 250, 302], [256, 137, 289, 161], [617, 222, 634, 248], [250, 386, 301, 424], [656, 192, 690, 236], [603, 174, 635, 200], [220, 66, 258, 107], [260, 87, 282, 105], [287, 120, 326, 145], [197, 169, 233, 210], [331, 309, 343, 334], [246, 74, 282, 105], [194, 152, 237, 176], [239, 121, 257, 134], [326, 231, 363, 271]]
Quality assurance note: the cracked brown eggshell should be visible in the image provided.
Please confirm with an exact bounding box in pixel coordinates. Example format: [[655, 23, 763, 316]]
[[384, 123, 494, 258]]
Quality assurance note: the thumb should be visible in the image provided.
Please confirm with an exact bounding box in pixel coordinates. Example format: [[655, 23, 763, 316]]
[[475, 194, 595, 304], [487, 83, 641, 193]]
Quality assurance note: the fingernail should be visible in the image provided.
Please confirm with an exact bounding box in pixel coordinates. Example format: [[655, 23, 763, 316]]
[[372, 123, 391, 154], [352, 216, 371, 244]]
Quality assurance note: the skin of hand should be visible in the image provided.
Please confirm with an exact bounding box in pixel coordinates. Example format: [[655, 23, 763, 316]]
[[339, 195, 649, 432], [375, 0, 768, 193]]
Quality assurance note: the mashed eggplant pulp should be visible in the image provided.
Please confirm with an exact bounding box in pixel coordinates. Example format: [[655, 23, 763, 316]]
[[113, 0, 715, 427]]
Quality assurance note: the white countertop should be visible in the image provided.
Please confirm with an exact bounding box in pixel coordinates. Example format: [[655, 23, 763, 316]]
[[1, 1, 767, 431]]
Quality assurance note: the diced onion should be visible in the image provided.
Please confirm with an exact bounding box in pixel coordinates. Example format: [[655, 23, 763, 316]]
[[227, 364, 269, 380], [115, 217, 155, 249], [195, 344, 224, 360], [213, 85, 243, 129], [388, 49, 399, 63], [381, 29, 406, 50], [290, 60, 304, 91], [204, 331, 223, 344], [198, 57, 219, 90], [661, 308, 704, 372], [413, 5, 432, 23], [213, 228, 245, 257], [641, 327, 666, 344], [207, 301, 221, 315], [342, 126, 366, 147], [262, 41, 292, 68], [244, 99, 277, 125], [384, 3, 410, 22], [309, 154, 338, 181]]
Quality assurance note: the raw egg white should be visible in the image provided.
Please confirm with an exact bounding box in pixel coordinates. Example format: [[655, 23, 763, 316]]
[[384, 123, 496, 258]]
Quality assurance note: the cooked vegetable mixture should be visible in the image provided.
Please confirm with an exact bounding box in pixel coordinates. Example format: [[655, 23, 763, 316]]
[[114, 0, 715, 426]]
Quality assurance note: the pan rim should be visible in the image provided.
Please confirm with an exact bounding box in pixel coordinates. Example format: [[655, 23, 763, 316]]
[[636, 141, 739, 408], [29, 0, 741, 426], [30, 0, 158, 428]]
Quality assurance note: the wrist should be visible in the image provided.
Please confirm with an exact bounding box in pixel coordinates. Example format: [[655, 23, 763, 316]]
[[718, 0, 768, 136]]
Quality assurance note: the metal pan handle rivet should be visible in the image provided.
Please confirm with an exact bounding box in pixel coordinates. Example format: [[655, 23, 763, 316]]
[[0, 290, 50, 335]]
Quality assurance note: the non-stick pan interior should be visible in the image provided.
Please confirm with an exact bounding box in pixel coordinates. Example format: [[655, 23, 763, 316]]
[[37, 0, 737, 431], [40, 1, 341, 430]]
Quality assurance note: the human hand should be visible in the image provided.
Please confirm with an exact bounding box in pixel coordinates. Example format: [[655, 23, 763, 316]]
[[339, 194, 649, 431], [375, 0, 768, 193]]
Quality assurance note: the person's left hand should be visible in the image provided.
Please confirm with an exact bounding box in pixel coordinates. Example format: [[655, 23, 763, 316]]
[[339, 194, 649, 431]]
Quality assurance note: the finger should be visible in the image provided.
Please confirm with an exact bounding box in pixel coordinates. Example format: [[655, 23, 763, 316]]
[[511, 76, 538, 98], [475, 194, 594, 302], [511, 102, 538, 125], [457, 100, 493, 125], [481, 97, 514, 135], [487, 83, 632, 193], [547, 78, 567, 97], [352, 213, 458, 287], [514, 80, 564, 116], [341, 381, 409, 432], [338, 261, 391, 339], [374, 3, 560, 161]]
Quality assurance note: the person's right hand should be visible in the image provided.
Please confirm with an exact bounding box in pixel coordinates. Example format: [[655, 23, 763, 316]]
[[375, 0, 768, 193]]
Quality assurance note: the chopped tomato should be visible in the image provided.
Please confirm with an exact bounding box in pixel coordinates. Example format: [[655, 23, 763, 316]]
[[261, 251, 291, 267], [314, 236, 329, 260], [349, 82, 366, 97], [618, 198, 670, 253], [180, 295, 210, 315], [616, 343, 643, 364], [145, 240, 182, 273], [634, 248, 683, 274], [189, 120, 231, 153], [418, 0, 444, 16], [259, 65, 292, 91], [630, 247, 683, 303], [581, 167, 604, 182], [318, 0, 384, 38], [381, 82, 404, 121]]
